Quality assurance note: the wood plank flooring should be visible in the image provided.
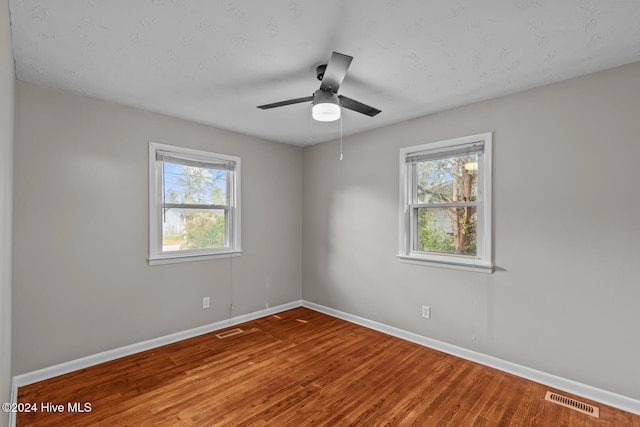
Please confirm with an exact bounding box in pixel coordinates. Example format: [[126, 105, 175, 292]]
[[16, 307, 640, 426]]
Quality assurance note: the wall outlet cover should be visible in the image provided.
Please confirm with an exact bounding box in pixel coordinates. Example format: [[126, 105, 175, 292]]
[[422, 305, 431, 319]]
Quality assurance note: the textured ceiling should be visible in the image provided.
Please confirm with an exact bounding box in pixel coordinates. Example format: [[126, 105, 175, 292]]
[[8, 0, 640, 146]]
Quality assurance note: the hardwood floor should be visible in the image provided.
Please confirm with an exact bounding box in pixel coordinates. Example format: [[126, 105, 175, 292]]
[[17, 307, 640, 426]]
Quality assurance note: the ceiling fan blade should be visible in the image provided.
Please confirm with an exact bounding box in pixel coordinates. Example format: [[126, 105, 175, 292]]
[[320, 52, 353, 93], [257, 96, 313, 109], [339, 95, 381, 117]]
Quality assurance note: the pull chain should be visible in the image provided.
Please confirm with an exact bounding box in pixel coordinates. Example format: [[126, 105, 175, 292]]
[[339, 110, 343, 161]]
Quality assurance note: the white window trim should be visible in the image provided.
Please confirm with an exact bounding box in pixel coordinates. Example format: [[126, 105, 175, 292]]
[[398, 132, 493, 273], [148, 142, 242, 265]]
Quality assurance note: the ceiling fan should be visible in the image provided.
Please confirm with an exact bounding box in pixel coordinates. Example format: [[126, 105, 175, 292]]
[[257, 51, 381, 122]]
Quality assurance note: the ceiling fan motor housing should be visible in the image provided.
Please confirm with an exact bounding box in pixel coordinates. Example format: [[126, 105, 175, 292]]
[[316, 64, 327, 81]]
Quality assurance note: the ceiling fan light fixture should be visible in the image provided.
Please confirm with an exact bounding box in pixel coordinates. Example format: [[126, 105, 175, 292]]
[[312, 89, 341, 122], [312, 103, 340, 122]]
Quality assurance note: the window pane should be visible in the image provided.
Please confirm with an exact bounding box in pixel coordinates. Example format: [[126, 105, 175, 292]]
[[416, 206, 477, 256], [162, 162, 227, 205], [416, 154, 478, 204], [162, 208, 226, 251]]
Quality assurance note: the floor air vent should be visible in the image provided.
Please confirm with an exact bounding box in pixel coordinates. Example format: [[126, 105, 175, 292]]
[[215, 328, 244, 339], [545, 391, 599, 418]]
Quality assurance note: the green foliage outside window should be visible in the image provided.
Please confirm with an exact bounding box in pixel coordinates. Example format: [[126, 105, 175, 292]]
[[182, 211, 225, 250], [417, 209, 454, 253]]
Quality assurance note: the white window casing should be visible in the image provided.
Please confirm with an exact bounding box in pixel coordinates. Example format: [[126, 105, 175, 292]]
[[149, 142, 242, 265], [398, 132, 493, 273]]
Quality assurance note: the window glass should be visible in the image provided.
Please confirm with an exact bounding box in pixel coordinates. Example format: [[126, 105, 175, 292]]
[[416, 154, 478, 204], [416, 206, 477, 255], [162, 162, 227, 206], [162, 208, 226, 252], [415, 153, 479, 256]]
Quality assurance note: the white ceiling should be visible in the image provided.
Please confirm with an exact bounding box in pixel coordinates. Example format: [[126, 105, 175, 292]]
[[8, 0, 640, 146]]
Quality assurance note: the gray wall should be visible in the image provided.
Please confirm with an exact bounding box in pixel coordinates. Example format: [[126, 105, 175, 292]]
[[1, 0, 14, 424], [12, 81, 302, 374], [302, 61, 640, 400]]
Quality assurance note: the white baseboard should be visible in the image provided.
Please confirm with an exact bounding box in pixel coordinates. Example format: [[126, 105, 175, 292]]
[[10, 298, 639, 425], [302, 300, 640, 416]]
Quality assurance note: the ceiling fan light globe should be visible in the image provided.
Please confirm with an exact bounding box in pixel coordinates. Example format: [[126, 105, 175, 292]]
[[312, 103, 341, 122]]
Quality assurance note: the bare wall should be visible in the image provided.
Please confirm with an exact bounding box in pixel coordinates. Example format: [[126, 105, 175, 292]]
[[1, 0, 15, 423], [302, 61, 640, 400], [12, 81, 302, 374]]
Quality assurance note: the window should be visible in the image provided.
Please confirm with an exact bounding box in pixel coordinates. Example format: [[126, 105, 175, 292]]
[[398, 132, 493, 273], [149, 142, 241, 265]]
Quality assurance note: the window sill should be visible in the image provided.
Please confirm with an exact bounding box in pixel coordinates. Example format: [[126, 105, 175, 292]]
[[149, 250, 243, 266], [397, 254, 494, 274]]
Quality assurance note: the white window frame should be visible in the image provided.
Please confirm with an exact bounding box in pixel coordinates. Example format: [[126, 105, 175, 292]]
[[148, 142, 242, 265], [398, 132, 493, 273]]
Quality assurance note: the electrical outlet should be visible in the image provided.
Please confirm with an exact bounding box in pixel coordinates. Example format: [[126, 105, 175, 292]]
[[421, 305, 431, 319], [202, 297, 210, 309]]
